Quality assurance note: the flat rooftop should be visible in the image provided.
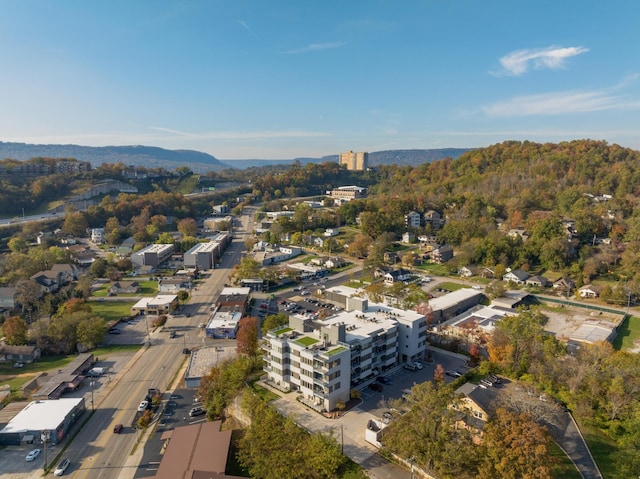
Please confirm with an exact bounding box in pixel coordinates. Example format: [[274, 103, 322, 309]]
[[0, 398, 83, 433]]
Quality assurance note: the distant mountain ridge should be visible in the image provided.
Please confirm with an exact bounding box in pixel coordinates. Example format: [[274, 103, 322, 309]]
[[221, 148, 472, 168], [0, 141, 472, 171], [0, 141, 226, 172]]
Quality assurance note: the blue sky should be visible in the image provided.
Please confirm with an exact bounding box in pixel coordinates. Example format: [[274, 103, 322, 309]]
[[1, 0, 639, 159]]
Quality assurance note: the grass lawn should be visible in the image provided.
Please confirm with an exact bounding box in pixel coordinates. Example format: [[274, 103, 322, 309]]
[[0, 355, 77, 396], [549, 441, 582, 479], [88, 300, 137, 323], [92, 280, 157, 297], [611, 315, 640, 351], [579, 422, 622, 479], [92, 344, 142, 358], [248, 382, 280, 403], [415, 263, 451, 276], [436, 281, 466, 292]]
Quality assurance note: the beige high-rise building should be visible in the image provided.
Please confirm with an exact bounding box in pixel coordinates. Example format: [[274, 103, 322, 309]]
[[339, 150, 368, 171]]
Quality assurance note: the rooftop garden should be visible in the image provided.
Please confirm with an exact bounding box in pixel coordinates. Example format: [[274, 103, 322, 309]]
[[294, 336, 319, 347]]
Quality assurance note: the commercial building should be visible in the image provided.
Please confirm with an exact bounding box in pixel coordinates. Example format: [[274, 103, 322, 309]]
[[0, 397, 85, 446], [183, 234, 230, 270], [328, 185, 367, 203], [155, 421, 245, 479], [339, 151, 368, 171], [262, 287, 428, 412], [184, 346, 237, 388], [205, 309, 242, 339], [131, 295, 179, 315], [429, 289, 484, 324], [131, 244, 174, 268]]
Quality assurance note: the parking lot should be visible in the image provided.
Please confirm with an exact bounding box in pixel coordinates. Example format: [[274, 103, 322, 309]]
[[269, 347, 468, 477]]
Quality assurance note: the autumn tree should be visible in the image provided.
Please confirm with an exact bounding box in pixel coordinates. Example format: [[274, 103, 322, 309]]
[[177, 217, 198, 237], [236, 316, 260, 361], [478, 408, 556, 479], [62, 212, 89, 237], [2, 316, 28, 345], [434, 363, 445, 384]]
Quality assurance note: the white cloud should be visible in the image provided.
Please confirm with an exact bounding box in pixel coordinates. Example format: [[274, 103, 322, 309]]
[[496, 46, 589, 76], [281, 41, 344, 55], [482, 88, 640, 117]]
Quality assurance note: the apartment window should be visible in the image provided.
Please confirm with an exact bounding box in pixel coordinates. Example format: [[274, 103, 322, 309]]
[[473, 410, 483, 419]]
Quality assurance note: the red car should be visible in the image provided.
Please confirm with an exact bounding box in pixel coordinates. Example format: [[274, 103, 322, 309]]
[[113, 423, 124, 433], [368, 383, 383, 392]]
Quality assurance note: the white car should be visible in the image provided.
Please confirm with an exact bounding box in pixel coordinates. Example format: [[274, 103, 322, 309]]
[[413, 361, 424, 370], [25, 448, 41, 462], [137, 400, 149, 412], [54, 458, 70, 476]]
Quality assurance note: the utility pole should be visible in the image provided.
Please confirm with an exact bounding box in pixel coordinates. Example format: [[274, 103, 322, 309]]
[[41, 430, 50, 471]]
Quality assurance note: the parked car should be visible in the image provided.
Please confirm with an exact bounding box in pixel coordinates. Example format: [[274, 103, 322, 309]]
[[377, 376, 392, 385], [137, 400, 149, 412], [13, 362, 24, 368], [25, 449, 41, 462], [404, 363, 418, 371], [446, 370, 462, 377], [54, 458, 70, 476], [189, 406, 205, 417], [108, 328, 121, 334], [113, 423, 124, 433], [480, 379, 494, 387], [413, 361, 424, 370], [182, 348, 191, 355], [368, 383, 383, 392]]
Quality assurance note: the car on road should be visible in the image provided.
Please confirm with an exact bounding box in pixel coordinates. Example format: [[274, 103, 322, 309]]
[[368, 383, 383, 392], [54, 457, 70, 476], [25, 448, 41, 461], [445, 370, 463, 378], [189, 406, 205, 417], [138, 400, 149, 412], [182, 348, 191, 354], [108, 328, 121, 334], [169, 330, 177, 338], [113, 423, 124, 433]]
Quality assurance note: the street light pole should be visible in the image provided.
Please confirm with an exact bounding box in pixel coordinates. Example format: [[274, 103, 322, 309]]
[[41, 430, 49, 471], [90, 380, 95, 411]]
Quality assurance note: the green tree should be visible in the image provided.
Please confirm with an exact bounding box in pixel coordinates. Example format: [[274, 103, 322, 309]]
[[262, 313, 289, 335], [62, 212, 89, 237]]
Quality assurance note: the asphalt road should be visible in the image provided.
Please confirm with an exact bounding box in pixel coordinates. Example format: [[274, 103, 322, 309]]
[[61, 210, 253, 479]]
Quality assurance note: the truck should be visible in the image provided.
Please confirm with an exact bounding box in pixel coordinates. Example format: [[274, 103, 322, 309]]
[[87, 367, 106, 377]]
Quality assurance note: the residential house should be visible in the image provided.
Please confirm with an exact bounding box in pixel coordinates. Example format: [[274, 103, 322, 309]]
[[481, 267, 495, 279], [423, 210, 443, 229], [0, 287, 18, 312], [579, 284, 602, 298], [49, 264, 81, 283], [553, 277, 576, 295], [374, 267, 392, 279], [109, 281, 140, 294], [0, 345, 41, 364], [158, 277, 192, 293], [430, 245, 454, 264], [507, 229, 529, 241], [91, 228, 105, 244], [29, 273, 58, 294], [458, 265, 478, 278], [384, 251, 399, 264], [452, 382, 498, 442], [309, 257, 329, 267], [383, 268, 412, 284], [401, 231, 415, 244], [324, 228, 339, 237], [324, 257, 346, 269], [502, 269, 529, 284], [525, 275, 549, 288], [404, 211, 421, 229]]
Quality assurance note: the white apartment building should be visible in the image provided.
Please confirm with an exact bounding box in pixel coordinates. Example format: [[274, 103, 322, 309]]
[[263, 288, 428, 412]]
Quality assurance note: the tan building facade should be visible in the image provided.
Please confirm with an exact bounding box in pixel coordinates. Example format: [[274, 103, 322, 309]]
[[339, 151, 368, 171]]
